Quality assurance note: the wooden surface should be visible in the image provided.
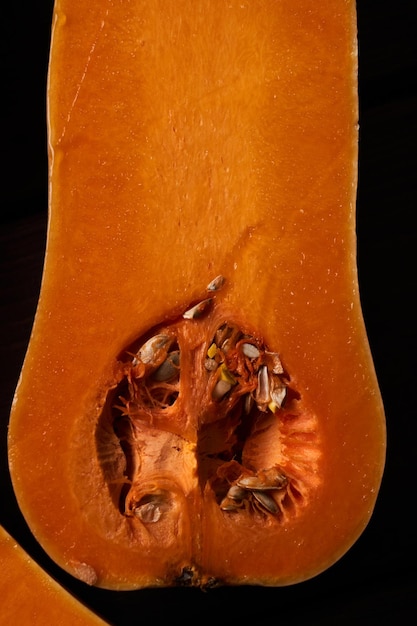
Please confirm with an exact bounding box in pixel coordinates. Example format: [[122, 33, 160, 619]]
[[1, 1, 416, 623]]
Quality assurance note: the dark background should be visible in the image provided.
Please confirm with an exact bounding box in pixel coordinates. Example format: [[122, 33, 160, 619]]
[[1, 1, 416, 623]]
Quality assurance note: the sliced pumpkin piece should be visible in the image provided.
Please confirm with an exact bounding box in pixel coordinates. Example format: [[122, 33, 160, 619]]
[[0, 526, 108, 624]]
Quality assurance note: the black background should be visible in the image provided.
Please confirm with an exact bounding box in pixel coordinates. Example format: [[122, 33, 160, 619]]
[[1, 1, 416, 624]]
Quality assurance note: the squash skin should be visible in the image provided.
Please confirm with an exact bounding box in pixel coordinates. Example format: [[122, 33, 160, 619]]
[[7, 0, 386, 589]]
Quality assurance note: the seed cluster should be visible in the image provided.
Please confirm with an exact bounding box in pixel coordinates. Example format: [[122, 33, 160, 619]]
[[204, 322, 288, 415], [111, 276, 305, 521], [124, 334, 180, 411], [220, 467, 288, 514]]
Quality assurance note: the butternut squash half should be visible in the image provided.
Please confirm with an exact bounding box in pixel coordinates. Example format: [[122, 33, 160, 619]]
[[8, 0, 386, 589]]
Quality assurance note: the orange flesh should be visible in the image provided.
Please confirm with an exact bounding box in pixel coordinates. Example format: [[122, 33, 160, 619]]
[[0, 526, 108, 624], [8, 0, 386, 589]]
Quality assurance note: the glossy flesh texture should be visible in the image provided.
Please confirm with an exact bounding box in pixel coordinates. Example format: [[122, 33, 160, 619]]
[[8, 0, 386, 589]]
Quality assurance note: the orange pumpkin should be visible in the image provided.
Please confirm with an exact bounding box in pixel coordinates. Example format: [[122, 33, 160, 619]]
[[8, 0, 385, 589]]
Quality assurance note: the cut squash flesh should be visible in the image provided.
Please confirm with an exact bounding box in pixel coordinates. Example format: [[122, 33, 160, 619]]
[[8, 0, 386, 589], [0, 526, 108, 624]]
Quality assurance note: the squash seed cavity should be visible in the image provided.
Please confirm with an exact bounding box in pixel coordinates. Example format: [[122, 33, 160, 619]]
[[96, 276, 321, 526]]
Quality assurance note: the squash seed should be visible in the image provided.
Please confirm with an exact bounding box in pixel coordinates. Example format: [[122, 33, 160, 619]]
[[134, 501, 163, 523], [212, 379, 232, 401], [152, 350, 180, 382], [242, 343, 260, 359], [205, 358, 218, 372], [270, 383, 287, 409], [252, 490, 279, 514], [237, 468, 287, 491], [266, 351, 284, 375], [206, 275, 225, 292], [227, 485, 247, 500], [220, 496, 243, 512], [244, 393, 254, 414], [255, 365, 270, 407], [133, 334, 171, 366], [183, 298, 213, 320]]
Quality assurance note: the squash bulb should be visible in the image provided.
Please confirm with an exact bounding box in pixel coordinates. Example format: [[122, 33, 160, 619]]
[[8, 0, 385, 589]]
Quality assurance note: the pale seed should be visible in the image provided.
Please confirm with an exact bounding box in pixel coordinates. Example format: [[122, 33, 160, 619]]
[[266, 351, 284, 375], [255, 365, 270, 406], [205, 358, 218, 372], [134, 502, 162, 523], [221, 338, 232, 353], [207, 275, 225, 291], [237, 470, 287, 491], [133, 334, 171, 366], [242, 343, 260, 359], [212, 379, 232, 401], [183, 298, 213, 320], [270, 384, 287, 409]]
